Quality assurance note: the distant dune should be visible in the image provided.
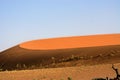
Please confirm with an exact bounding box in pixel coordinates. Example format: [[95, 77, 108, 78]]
[[20, 34, 120, 50], [0, 33, 120, 71]]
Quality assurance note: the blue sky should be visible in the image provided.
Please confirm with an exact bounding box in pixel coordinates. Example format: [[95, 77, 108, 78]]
[[0, 0, 120, 51]]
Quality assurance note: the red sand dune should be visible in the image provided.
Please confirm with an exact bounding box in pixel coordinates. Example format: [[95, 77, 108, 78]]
[[0, 33, 120, 80], [20, 34, 120, 50], [0, 33, 120, 71]]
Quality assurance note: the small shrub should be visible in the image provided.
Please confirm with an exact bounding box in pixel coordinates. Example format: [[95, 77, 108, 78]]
[[111, 50, 116, 54], [0, 68, 3, 71], [51, 57, 56, 64], [117, 50, 120, 53], [71, 55, 75, 59], [109, 53, 115, 57], [90, 56, 93, 59], [23, 64, 27, 69], [68, 77, 72, 80], [99, 54, 103, 57], [79, 56, 84, 59], [16, 64, 22, 69]]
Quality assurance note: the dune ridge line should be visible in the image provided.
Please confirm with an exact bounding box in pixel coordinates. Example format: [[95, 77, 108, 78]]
[[20, 34, 120, 50]]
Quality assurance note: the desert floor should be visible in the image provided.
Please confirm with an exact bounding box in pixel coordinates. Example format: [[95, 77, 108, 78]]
[[0, 63, 120, 80]]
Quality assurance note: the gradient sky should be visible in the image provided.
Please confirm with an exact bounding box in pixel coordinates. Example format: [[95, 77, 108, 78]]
[[0, 0, 120, 52]]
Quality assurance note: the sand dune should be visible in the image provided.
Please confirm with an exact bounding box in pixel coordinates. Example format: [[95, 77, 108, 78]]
[[20, 34, 120, 50], [0, 33, 120, 71]]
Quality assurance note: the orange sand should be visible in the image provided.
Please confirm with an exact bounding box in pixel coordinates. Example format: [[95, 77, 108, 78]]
[[20, 34, 120, 50]]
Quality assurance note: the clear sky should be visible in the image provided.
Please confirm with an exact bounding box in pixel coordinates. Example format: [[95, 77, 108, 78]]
[[0, 0, 120, 52]]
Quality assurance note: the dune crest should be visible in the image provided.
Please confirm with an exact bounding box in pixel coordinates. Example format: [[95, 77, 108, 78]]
[[20, 34, 120, 50]]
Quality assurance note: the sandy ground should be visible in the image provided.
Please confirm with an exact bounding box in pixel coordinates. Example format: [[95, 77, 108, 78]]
[[1, 63, 120, 80]]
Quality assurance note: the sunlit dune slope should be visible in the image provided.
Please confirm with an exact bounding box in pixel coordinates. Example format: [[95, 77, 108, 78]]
[[20, 34, 120, 50]]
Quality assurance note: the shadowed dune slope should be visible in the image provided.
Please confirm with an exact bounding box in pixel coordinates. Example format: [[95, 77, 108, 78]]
[[0, 34, 120, 70]]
